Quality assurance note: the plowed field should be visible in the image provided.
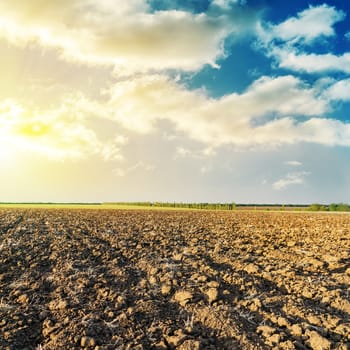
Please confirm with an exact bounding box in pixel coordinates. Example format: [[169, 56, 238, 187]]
[[0, 209, 349, 349]]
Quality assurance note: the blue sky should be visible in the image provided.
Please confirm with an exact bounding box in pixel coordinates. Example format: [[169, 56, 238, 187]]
[[0, 0, 350, 203]]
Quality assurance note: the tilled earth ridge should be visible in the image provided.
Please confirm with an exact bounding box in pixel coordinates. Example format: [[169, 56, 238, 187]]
[[0, 209, 349, 350]]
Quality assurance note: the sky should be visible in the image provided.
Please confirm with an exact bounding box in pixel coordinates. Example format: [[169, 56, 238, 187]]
[[0, 0, 350, 204]]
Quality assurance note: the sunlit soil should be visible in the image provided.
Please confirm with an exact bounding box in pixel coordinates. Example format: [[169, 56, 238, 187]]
[[0, 209, 349, 349]]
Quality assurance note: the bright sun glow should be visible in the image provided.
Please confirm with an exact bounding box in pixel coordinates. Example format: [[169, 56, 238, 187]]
[[15, 121, 50, 137], [0, 99, 98, 160], [0, 102, 52, 160], [0, 133, 16, 166]]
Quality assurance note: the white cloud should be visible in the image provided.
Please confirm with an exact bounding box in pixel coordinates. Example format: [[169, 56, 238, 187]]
[[326, 78, 350, 101], [174, 146, 215, 159], [260, 5, 345, 45], [100, 136, 128, 161], [273, 49, 350, 74], [113, 161, 155, 177], [273, 171, 310, 190], [285, 160, 302, 166], [211, 0, 244, 9], [257, 5, 350, 74], [106, 74, 344, 147], [0, 0, 254, 73], [175, 147, 193, 158]]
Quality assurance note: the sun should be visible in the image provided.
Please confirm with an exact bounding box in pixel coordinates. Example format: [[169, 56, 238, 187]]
[[0, 100, 62, 159], [15, 121, 50, 137], [0, 103, 52, 162]]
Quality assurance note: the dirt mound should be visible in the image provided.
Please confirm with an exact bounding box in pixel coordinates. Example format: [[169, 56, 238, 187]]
[[0, 209, 349, 349]]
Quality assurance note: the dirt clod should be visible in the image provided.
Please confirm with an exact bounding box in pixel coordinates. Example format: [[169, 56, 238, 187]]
[[306, 330, 332, 350], [161, 284, 172, 296], [205, 287, 219, 303], [80, 336, 96, 348], [174, 290, 193, 306]]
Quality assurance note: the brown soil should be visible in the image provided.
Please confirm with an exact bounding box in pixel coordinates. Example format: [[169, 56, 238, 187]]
[[0, 209, 349, 350]]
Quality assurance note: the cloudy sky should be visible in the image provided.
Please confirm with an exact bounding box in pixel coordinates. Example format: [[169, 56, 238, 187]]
[[1, 0, 350, 204]]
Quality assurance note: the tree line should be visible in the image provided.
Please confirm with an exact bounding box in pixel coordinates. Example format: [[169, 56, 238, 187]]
[[308, 203, 350, 212], [108, 202, 237, 210]]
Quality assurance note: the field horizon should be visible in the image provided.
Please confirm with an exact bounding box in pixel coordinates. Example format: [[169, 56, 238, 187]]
[[2, 201, 350, 213]]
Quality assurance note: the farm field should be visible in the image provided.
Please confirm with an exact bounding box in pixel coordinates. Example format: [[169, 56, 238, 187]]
[[0, 209, 349, 350]]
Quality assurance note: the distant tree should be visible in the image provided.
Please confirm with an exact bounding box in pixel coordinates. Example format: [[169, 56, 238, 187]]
[[329, 203, 350, 212], [329, 203, 337, 211], [308, 203, 327, 211]]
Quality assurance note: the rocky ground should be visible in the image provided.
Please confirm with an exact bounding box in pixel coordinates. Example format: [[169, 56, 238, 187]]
[[0, 208, 349, 350]]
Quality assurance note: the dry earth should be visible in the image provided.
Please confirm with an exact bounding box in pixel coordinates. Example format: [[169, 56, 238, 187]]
[[0, 209, 349, 350]]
